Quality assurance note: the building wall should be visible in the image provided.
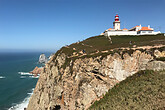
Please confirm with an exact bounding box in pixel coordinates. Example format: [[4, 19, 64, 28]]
[[106, 31, 137, 36], [105, 30, 161, 36], [113, 21, 120, 30], [136, 26, 141, 31], [138, 31, 161, 35]]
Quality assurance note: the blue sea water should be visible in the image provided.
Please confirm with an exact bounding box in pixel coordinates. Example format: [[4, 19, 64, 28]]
[[0, 52, 51, 110]]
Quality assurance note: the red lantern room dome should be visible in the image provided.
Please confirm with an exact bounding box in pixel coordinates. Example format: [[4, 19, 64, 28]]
[[115, 14, 119, 21], [115, 14, 119, 17]]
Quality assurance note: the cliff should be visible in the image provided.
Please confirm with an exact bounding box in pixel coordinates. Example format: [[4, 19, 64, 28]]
[[27, 35, 165, 110]]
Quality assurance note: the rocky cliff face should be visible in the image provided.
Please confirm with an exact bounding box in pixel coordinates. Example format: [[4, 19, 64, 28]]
[[27, 49, 165, 110]]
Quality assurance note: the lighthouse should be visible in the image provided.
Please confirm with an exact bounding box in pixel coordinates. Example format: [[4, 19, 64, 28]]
[[113, 14, 121, 30], [102, 14, 161, 36]]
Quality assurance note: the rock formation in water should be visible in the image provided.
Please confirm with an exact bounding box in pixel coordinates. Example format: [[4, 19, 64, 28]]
[[39, 54, 48, 64], [30, 66, 43, 77], [27, 47, 165, 110]]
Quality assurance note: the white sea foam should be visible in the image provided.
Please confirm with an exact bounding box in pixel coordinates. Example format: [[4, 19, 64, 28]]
[[0, 76, 5, 79], [8, 89, 34, 110], [29, 75, 40, 79], [18, 72, 31, 75], [20, 76, 27, 79], [19, 72, 40, 79]]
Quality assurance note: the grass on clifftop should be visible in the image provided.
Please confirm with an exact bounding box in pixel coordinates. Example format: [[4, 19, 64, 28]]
[[52, 34, 165, 70], [57, 34, 165, 57], [89, 70, 165, 110]]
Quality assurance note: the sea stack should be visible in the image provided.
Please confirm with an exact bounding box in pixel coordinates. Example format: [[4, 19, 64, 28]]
[[39, 54, 48, 64]]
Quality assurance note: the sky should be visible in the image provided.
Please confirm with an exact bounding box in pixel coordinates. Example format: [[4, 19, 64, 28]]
[[0, 0, 165, 52]]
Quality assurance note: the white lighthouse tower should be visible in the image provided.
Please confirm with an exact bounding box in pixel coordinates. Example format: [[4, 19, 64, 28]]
[[113, 14, 121, 30]]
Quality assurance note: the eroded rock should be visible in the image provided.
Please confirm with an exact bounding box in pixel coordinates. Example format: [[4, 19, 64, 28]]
[[27, 49, 165, 110]]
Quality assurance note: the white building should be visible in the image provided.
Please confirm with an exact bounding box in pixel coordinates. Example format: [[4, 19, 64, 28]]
[[102, 14, 161, 36]]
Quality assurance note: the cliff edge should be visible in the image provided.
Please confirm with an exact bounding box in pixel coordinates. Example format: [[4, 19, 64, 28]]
[[27, 35, 165, 110]]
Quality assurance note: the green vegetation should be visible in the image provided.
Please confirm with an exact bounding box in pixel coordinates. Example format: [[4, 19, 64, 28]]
[[58, 34, 165, 57], [156, 57, 165, 61], [52, 34, 165, 71], [89, 70, 165, 110]]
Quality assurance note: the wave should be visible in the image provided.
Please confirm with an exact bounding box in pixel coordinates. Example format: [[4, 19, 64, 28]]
[[19, 72, 39, 79], [8, 89, 34, 110], [18, 72, 31, 75], [0, 76, 5, 79], [20, 76, 27, 79], [29, 75, 39, 78]]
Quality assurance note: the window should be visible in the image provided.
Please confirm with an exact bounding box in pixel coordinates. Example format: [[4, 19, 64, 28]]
[[148, 31, 152, 33], [142, 31, 146, 33], [137, 31, 140, 34]]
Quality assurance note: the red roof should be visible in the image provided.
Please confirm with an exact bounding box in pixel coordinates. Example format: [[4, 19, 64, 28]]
[[108, 28, 112, 30], [129, 25, 140, 30], [138, 27, 153, 31], [132, 25, 140, 28], [123, 28, 128, 30]]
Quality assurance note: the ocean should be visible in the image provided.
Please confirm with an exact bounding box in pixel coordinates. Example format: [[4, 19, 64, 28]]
[[0, 52, 52, 110]]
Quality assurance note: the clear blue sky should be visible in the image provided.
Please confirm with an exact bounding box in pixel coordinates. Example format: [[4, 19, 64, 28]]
[[0, 0, 165, 52]]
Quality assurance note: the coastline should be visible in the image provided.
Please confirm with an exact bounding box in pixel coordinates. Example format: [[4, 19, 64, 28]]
[[0, 52, 52, 110], [8, 89, 34, 110]]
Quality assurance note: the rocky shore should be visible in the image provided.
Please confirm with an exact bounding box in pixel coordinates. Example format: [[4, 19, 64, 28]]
[[30, 66, 43, 77], [29, 54, 53, 77]]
